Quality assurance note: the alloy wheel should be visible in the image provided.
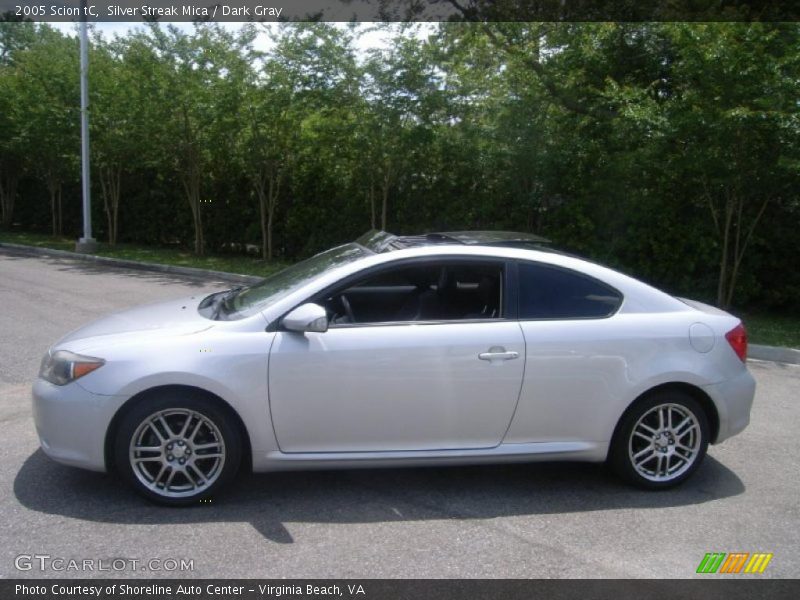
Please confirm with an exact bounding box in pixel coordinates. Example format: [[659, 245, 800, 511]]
[[128, 408, 226, 499], [628, 402, 702, 483]]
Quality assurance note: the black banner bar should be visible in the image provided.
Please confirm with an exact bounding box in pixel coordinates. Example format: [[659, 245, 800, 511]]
[[2, 1, 800, 23], [3, 580, 800, 600]]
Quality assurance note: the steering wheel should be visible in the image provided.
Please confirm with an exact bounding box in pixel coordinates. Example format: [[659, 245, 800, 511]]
[[340, 294, 356, 323]]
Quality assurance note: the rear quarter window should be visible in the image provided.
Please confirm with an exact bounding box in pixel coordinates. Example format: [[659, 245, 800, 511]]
[[518, 262, 622, 319]]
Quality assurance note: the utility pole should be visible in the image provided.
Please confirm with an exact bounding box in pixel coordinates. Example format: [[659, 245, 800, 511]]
[[76, 0, 96, 253]]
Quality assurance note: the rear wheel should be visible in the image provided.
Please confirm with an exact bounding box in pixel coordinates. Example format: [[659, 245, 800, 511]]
[[610, 392, 709, 489], [114, 391, 242, 506]]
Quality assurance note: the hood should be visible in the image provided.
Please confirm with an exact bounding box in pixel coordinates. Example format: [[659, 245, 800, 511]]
[[55, 294, 214, 350]]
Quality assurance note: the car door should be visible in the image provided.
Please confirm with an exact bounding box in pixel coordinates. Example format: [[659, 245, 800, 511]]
[[502, 260, 628, 445], [267, 259, 526, 453]]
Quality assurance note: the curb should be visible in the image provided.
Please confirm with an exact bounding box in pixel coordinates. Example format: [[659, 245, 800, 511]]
[[749, 344, 800, 366], [0, 241, 262, 286], [2, 240, 799, 365]]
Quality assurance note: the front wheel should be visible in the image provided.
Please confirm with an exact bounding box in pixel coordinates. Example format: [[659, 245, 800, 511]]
[[114, 392, 242, 506], [609, 392, 709, 489]]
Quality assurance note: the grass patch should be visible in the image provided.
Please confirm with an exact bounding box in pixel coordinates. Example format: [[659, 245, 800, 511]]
[[0, 230, 75, 251], [741, 313, 800, 349], [0, 230, 288, 279]]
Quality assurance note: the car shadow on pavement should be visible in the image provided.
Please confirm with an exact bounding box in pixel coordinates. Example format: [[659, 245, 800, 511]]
[[14, 450, 744, 544]]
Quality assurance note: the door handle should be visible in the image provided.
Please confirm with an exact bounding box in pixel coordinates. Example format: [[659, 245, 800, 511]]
[[478, 347, 520, 362]]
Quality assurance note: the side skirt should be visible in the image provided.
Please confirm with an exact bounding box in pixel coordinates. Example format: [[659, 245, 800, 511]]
[[253, 441, 608, 472]]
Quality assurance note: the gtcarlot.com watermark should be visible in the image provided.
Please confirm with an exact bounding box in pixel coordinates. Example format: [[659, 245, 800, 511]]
[[15, 554, 194, 573]]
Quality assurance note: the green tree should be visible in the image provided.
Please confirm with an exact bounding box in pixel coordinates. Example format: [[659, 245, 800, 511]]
[[132, 23, 255, 255], [89, 35, 142, 244], [359, 29, 442, 230], [13, 25, 79, 235], [257, 23, 361, 255], [0, 18, 37, 226]]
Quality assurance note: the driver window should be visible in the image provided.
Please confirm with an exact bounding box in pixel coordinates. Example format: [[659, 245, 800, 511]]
[[322, 262, 503, 326]]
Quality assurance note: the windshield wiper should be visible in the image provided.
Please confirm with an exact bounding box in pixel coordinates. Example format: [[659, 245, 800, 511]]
[[210, 286, 246, 320]]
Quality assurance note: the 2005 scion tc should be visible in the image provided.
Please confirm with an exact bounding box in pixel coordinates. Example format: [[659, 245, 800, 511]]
[[33, 231, 755, 505]]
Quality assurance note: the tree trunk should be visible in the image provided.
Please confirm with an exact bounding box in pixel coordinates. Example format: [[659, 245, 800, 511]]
[[256, 172, 268, 260], [57, 186, 62, 236], [267, 175, 275, 261], [110, 167, 121, 244], [0, 169, 18, 227], [381, 172, 390, 231], [113, 187, 120, 246], [179, 153, 204, 256], [712, 185, 771, 310], [193, 194, 204, 256], [725, 191, 744, 309], [46, 174, 61, 236], [267, 200, 274, 261], [197, 205, 204, 255], [100, 174, 111, 244], [50, 189, 56, 236], [100, 166, 122, 245], [715, 195, 733, 308], [181, 169, 204, 256], [268, 172, 281, 261], [369, 176, 376, 230], [724, 193, 771, 309], [180, 107, 204, 256], [255, 165, 282, 261]]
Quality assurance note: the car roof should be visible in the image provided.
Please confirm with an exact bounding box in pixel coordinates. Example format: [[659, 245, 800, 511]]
[[434, 230, 551, 245], [355, 230, 553, 253]]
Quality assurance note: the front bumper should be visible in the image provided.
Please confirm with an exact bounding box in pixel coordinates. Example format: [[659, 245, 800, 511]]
[[702, 368, 756, 444], [32, 378, 129, 472]]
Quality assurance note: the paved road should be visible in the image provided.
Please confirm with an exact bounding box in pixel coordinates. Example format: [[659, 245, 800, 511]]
[[1, 249, 798, 579]]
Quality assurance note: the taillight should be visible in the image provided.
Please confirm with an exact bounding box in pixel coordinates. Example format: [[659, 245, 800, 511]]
[[725, 323, 748, 362]]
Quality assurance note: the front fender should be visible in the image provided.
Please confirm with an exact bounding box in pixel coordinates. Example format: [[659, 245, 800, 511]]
[[75, 329, 279, 466]]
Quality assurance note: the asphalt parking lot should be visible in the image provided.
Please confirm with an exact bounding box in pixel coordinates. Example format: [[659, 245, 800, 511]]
[[1, 249, 798, 579]]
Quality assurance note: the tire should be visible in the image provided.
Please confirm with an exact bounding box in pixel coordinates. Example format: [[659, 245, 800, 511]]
[[609, 391, 709, 490], [114, 390, 242, 506]]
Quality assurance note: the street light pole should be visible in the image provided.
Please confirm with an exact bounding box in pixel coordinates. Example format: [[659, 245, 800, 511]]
[[76, 0, 96, 253]]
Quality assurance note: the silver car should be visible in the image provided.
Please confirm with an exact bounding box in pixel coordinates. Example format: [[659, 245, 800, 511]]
[[33, 231, 755, 505]]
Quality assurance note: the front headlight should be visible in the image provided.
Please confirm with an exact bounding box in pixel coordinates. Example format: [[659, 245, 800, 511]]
[[39, 350, 105, 386]]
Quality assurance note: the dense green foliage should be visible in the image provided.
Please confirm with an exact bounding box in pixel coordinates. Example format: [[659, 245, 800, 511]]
[[0, 21, 798, 311]]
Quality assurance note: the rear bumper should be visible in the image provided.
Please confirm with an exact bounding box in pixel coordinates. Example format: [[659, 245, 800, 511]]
[[32, 378, 128, 472], [702, 368, 756, 444]]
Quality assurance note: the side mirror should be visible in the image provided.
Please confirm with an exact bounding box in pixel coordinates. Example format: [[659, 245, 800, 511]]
[[282, 303, 328, 333]]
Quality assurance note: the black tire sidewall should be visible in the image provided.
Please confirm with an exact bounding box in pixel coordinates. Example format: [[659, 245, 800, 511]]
[[610, 392, 709, 490], [114, 391, 242, 506]]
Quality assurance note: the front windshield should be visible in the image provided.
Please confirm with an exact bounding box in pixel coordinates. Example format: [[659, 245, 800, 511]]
[[226, 243, 371, 316]]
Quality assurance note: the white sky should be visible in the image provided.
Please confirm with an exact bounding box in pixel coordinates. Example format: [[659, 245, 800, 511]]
[[50, 22, 435, 56]]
